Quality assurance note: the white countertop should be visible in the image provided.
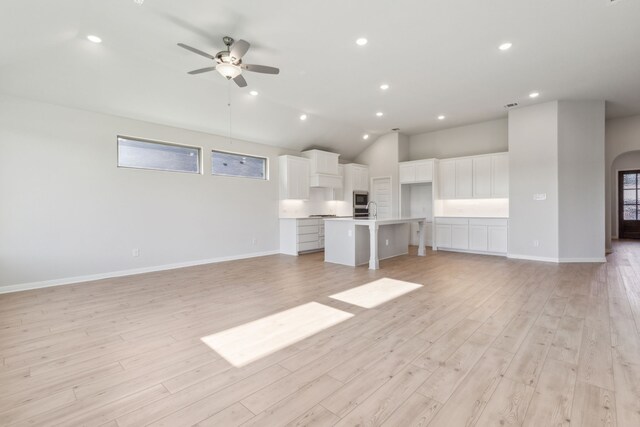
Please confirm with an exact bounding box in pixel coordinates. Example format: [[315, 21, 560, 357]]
[[434, 216, 509, 219], [324, 217, 428, 225]]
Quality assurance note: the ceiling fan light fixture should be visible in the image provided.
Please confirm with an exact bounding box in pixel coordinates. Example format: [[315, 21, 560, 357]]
[[216, 62, 242, 79]]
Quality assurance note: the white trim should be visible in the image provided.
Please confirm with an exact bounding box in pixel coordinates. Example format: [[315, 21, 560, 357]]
[[437, 248, 506, 257], [507, 253, 607, 263], [558, 257, 606, 263], [507, 253, 559, 263], [0, 250, 280, 295]]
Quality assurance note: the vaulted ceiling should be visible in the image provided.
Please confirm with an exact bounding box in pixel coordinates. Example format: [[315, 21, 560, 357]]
[[1, 0, 639, 158]]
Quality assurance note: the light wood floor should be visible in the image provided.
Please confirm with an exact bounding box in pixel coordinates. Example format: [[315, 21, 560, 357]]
[[1, 242, 640, 426]]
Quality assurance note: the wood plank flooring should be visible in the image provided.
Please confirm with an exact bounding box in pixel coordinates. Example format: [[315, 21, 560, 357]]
[[1, 241, 640, 426]]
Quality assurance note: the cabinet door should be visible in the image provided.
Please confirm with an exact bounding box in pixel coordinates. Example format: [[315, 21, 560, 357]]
[[488, 226, 508, 253], [416, 160, 433, 182], [438, 160, 456, 199], [357, 168, 369, 191], [436, 224, 452, 248], [455, 159, 473, 199], [451, 225, 469, 249], [472, 156, 492, 198], [399, 164, 416, 184], [491, 153, 509, 198], [293, 159, 310, 199], [469, 225, 488, 251]]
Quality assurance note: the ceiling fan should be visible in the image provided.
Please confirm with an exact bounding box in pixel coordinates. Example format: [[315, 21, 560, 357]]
[[177, 36, 279, 87]]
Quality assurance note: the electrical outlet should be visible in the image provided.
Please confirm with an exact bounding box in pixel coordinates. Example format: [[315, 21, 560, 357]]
[[132, 248, 140, 257], [385, 239, 389, 246], [348, 229, 352, 237], [252, 238, 257, 245], [533, 240, 539, 247]]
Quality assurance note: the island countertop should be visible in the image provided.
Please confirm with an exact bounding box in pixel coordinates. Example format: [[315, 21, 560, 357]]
[[323, 217, 427, 226]]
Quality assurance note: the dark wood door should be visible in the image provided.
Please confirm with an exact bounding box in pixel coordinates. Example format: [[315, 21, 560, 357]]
[[619, 170, 640, 239]]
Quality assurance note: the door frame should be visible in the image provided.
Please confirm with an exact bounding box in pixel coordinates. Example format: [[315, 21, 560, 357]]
[[617, 168, 640, 239]]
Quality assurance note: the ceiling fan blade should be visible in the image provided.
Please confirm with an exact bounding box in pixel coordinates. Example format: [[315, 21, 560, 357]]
[[177, 43, 215, 60], [188, 66, 217, 75], [230, 39, 250, 60], [233, 74, 248, 87], [242, 64, 280, 75]]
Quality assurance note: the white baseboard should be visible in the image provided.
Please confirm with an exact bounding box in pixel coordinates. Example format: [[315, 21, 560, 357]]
[[0, 250, 280, 295], [507, 254, 606, 263], [558, 257, 607, 263], [507, 254, 560, 263]]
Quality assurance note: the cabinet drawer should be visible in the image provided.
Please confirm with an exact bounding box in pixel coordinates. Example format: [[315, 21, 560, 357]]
[[298, 233, 319, 243], [297, 219, 320, 227], [298, 225, 319, 235], [298, 241, 319, 252]]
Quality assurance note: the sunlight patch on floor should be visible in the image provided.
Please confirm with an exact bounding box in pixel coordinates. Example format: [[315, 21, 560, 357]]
[[201, 302, 353, 367], [329, 277, 423, 308]]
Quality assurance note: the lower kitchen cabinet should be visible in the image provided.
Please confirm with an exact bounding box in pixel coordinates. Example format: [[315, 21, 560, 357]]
[[434, 217, 508, 255], [280, 218, 325, 255]]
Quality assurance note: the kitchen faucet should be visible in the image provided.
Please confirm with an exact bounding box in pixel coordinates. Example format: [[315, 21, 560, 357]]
[[366, 201, 378, 219]]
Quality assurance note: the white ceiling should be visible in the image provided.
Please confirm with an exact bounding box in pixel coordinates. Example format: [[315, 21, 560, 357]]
[[1, 0, 639, 159]]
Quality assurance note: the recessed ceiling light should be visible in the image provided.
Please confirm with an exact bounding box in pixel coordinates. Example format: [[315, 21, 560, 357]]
[[376, 112, 383, 117], [87, 35, 102, 43], [529, 91, 540, 98], [438, 115, 446, 120], [356, 38, 368, 46], [498, 42, 512, 51], [133, 0, 145, 4], [299, 114, 308, 121], [249, 90, 259, 96], [363, 134, 370, 140], [380, 84, 389, 90]]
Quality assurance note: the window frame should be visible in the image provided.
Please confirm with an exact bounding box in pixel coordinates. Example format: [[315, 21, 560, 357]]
[[116, 135, 203, 175], [211, 149, 269, 181]]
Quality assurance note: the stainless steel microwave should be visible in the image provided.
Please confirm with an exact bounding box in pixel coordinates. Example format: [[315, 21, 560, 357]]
[[353, 191, 369, 208]]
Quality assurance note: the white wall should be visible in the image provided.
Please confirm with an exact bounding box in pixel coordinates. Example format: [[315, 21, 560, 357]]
[[557, 100, 605, 260], [605, 115, 640, 248], [508, 102, 560, 261], [611, 151, 640, 238], [355, 132, 401, 217], [409, 118, 508, 160], [0, 95, 295, 291]]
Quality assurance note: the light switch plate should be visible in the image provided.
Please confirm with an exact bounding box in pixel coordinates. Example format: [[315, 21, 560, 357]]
[[533, 193, 547, 201]]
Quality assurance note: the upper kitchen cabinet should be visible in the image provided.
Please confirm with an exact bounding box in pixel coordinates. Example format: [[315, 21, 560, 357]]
[[438, 153, 508, 200], [302, 150, 339, 175], [279, 155, 310, 200], [472, 156, 492, 198], [344, 164, 369, 192], [491, 153, 509, 198], [302, 149, 342, 188], [399, 159, 434, 184]]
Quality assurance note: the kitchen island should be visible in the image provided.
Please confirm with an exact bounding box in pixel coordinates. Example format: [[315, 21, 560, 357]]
[[324, 217, 427, 270]]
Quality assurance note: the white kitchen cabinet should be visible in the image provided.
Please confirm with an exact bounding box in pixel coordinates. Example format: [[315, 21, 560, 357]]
[[279, 155, 310, 200], [469, 225, 489, 251], [435, 224, 452, 248], [438, 160, 456, 199], [399, 159, 434, 184], [345, 164, 369, 192], [328, 165, 345, 201], [488, 225, 508, 253], [280, 218, 325, 255], [472, 156, 492, 198], [455, 158, 473, 199], [436, 152, 508, 200], [451, 224, 469, 249], [434, 217, 508, 255], [491, 153, 509, 198], [302, 149, 339, 175]]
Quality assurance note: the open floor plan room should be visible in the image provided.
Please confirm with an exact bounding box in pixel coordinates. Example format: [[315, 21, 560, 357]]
[[2, 244, 640, 425], [2, 0, 640, 426]]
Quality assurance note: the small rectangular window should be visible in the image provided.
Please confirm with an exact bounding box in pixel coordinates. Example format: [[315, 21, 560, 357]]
[[212, 150, 267, 180], [117, 136, 201, 174]]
